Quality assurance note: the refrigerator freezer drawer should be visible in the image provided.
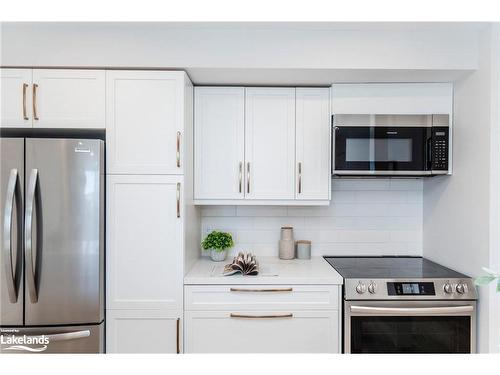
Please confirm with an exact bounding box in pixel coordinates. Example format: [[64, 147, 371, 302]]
[[0, 323, 104, 354]]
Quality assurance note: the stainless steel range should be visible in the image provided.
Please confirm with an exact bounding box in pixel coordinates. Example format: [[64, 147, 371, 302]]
[[324, 256, 478, 354]]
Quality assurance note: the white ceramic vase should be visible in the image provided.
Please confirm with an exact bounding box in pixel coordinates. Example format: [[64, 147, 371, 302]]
[[210, 249, 228, 262]]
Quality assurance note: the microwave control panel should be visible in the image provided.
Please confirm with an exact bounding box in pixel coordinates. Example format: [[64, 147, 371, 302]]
[[431, 126, 449, 171]]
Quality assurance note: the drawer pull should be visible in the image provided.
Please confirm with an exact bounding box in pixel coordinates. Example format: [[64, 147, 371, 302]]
[[22, 83, 29, 120], [229, 287, 293, 293], [176, 131, 181, 168], [33, 84, 39, 120], [230, 313, 293, 319]]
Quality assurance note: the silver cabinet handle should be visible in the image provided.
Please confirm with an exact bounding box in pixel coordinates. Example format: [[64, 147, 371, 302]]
[[246, 162, 250, 194], [176, 131, 181, 168], [32, 84, 39, 121], [298, 162, 302, 194], [176, 182, 181, 218], [238, 162, 242, 194], [230, 287, 293, 293], [25, 169, 40, 303], [230, 313, 293, 319], [350, 305, 474, 315], [22, 83, 29, 120], [3, 169, 22, 303]]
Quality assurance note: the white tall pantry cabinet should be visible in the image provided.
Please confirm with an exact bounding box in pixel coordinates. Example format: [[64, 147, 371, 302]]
[[105, 71, 197, 353]]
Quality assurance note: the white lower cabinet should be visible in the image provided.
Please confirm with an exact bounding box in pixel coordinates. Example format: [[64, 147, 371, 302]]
[[184, 284, 341, 353], [106, 310, 181, 353], [185, 310, 339, 353]]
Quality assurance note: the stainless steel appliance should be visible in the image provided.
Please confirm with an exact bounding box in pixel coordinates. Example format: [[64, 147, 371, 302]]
[[332, 114, 451, 176], [324, 256, 477, 353], [1, 136, 104, 353]]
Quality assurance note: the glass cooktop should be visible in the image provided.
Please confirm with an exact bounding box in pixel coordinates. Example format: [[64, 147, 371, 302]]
[[324, 256, 469, 279]]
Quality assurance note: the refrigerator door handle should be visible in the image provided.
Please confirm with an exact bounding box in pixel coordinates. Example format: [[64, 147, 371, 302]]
[[9, 330, 91, 343], [3, 169, 21, 303], [25, 168, 40, 303], [46, 330, 91, 342]]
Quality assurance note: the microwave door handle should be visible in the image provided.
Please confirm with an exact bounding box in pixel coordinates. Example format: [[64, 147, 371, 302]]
[[426, 137, 433, 170], [350, 305, 474, 315]]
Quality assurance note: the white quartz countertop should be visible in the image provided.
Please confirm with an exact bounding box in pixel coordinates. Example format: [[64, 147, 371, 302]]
[[184, 256, 344, 285]]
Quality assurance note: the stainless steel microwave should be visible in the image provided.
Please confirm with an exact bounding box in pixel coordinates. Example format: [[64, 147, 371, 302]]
[[332, 114, 451, 176]]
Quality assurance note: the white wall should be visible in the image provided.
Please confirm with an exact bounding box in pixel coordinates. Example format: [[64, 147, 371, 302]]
[[0, 22, 483, 84], [488, 24, 500, 354], [201, 179, 423, 257], [423, 25, 497, 353]]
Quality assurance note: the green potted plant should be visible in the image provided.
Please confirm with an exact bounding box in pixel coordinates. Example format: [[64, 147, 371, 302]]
[[201, 230, 234, 262], [475, 268, 500, 291]]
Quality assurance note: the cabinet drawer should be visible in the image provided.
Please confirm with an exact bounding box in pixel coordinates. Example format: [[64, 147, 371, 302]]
[[185, 285, 339, 311], [185, 310, 339, 353]]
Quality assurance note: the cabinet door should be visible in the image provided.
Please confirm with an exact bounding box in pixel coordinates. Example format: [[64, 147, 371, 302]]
[[1, 69, 32, 128], [245, 88, 295, 200], [194, 87, 245, 200], [296, 88, 331, 200], [107, 175, 183, 310], [31, 69, 105, 129], [106, 71, 186, 174], [185, 310, 339, 353], [107, 310, 180, 353]]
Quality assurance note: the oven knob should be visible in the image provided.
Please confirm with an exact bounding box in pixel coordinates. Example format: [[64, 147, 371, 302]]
[[456, 282, 468, 294], [368, 282, 377, 294], [443, 282, 454, 294], [356, 282, 367, 294]]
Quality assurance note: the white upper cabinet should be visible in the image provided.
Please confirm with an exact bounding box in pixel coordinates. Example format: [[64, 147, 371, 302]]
[[194, 87, 245, 200], [245, 88, 296, 200], [193, 86, 331, 205], [106, 174, 183, 310], [1, 69, 32, 128], [106, 71, 191, 174], [295, 88, 331, 200], [1, 68, 105, 129], [32, 69, 105, 128]]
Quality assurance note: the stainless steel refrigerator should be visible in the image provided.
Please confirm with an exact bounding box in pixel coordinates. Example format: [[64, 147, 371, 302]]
[[1, 137, 104, 353]]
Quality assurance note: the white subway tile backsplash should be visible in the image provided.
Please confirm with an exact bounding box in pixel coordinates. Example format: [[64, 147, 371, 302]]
[[355, 190, 409, 203], [236, 206, 288, 217], [200, 179, 423, 256], [390, 178, 423, 191], [201, 206, 237, 217], [252, 216, 305, 230], [332, 179, 391, 191]]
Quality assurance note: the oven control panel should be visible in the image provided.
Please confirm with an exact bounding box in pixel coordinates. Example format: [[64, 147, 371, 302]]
[[345, 279, 478, 300], [387, 282, 435, 296]]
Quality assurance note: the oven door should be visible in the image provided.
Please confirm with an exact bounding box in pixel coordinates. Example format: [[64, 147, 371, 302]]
[[345, 300, 476, 354]]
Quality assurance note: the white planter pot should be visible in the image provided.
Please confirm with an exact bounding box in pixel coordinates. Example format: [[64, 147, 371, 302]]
[[210, 249, 228, 262]]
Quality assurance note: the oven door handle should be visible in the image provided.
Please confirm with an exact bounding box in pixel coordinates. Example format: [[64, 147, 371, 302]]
[[350, 305, 474, 315]]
